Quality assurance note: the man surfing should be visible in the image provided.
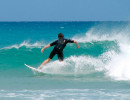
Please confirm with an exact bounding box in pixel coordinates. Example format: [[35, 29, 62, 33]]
[[38, 33, 79, 69]]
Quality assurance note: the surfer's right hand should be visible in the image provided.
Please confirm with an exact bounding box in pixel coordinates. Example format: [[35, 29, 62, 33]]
[[41, 48, 44, 53]]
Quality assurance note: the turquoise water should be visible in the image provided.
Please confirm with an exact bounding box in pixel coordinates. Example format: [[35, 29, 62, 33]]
[[0, 22, 130, 100]]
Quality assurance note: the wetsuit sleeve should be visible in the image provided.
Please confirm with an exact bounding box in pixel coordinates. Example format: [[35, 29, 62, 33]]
[[50, 40, 57, 46], [66, 39, 74, 43]]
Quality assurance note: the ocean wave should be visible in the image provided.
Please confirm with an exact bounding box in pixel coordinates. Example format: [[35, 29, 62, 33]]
[[0, 39, 118, 52], [1, 35, 129, 80], [70, 27, 130, 80], [1, 27, 130, 80], [0, 41, 45, 50]]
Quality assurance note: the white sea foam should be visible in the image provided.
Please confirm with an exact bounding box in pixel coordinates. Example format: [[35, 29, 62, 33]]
[[72, 26, 130, 43], [1, 41, 45, 50], [41, 55, 105, 76], [105, 43, 130, 80], [0, 89, 129, 100]]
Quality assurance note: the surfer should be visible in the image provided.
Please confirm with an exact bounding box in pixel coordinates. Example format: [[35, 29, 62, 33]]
[[38, 33, 79, 69]]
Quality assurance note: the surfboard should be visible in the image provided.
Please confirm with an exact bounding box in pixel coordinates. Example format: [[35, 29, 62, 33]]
[[25, 64, 42, 73]]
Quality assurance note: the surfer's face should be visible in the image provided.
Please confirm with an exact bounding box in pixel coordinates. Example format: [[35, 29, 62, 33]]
[[58, 33, 64, 39]]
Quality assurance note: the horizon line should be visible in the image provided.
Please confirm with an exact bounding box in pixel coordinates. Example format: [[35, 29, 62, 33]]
[[0, 20, 129, 22]]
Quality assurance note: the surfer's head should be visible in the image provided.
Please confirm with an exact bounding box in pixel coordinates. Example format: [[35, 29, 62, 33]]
[[58, 33, 64, 39]]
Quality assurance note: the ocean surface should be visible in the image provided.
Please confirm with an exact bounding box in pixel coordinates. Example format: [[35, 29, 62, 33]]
[[0, 22, 130, 100]]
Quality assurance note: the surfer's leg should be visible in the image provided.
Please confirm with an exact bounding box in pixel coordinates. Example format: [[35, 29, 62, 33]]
[[57, 52, 63, 61], [38, 50, 56, 69], [38, 58, 51, 69]]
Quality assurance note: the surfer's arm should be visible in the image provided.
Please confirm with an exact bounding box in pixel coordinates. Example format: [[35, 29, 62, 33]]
[[41, 44, 51, 53], [41, 40, 57, 53], [66, 39, 79, 48], [74, 41, 79, 48]]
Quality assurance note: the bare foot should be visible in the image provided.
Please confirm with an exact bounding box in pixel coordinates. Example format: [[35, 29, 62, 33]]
[[38, 67, 41, 70]]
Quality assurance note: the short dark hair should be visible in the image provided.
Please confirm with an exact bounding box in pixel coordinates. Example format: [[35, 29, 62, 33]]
[[58, 33, 64, 38]]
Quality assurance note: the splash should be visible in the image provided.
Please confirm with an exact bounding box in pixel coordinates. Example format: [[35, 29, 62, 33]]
[[40, 56, 104, 76], [105, 43, 130, 80], [72, 26, 130, 43]]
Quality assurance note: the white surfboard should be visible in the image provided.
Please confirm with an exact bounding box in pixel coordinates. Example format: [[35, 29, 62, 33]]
[[25, 64, 43, 73]]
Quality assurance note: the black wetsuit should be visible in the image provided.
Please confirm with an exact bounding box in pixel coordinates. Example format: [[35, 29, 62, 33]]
[[49, 38, 74, 61]]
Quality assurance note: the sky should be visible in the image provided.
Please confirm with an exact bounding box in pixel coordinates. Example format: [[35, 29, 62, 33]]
[[0, 0, 130, 21]]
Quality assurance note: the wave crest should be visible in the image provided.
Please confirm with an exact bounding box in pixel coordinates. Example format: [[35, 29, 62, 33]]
[[1, 41, 45, 50]]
